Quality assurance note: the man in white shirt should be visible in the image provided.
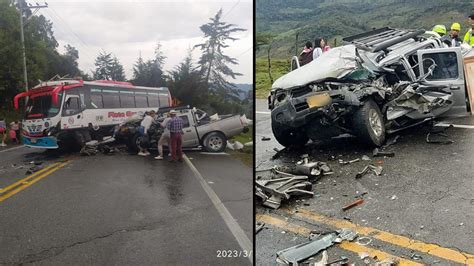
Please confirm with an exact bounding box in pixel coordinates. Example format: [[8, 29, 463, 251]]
[[138, 110, 156, 156], [155, 112, 172, 160]]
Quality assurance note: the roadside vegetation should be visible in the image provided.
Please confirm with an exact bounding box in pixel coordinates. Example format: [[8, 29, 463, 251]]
[[255, 58, 290, 99], [228, 128, 253, 168]]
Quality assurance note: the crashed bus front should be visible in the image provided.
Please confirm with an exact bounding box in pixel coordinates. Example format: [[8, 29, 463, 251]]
[[269, 28, 468, 147], [14, 79, 172, 149]]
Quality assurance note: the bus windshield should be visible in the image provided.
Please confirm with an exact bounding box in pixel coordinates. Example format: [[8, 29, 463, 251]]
[[25, 94, 62, 119]]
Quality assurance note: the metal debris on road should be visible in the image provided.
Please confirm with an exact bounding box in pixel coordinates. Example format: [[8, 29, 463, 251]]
[[255, 174, 313, 209], [356, 164, 383, 179], [261, 136, 271, 141], [256, 222, 265, 234], [390, 195, 398, 200], [410, 253, 423, 260], [342, 198, 364, 211], [339, 158, 360, 165], [26, 165, 43, 175], [382, 135, 400, 149], [276, 233, 337, 265], [276, 229, 357, 265], [372, 148, 395, 157], [356, 236, 372, 246]]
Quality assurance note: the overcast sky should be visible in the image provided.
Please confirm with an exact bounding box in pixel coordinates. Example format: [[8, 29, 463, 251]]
[[38, 0, 253, 84]]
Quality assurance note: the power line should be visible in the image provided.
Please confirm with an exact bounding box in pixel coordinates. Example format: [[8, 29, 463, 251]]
[[223, 0, 240, 19], [48, 6, 99, 58], [41, 8, 97, 60]]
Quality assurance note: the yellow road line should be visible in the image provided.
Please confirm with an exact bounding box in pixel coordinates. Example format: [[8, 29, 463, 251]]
[[0, 161, 70, 202], [284, 208, 474, 265], [0, 162, 61, 193], [256, 213, 422, 266]]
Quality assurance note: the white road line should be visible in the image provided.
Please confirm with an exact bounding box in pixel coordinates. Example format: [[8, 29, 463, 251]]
[[199, 152, 230, 155], [0, 145, 25, 153], [183, 154, 253, 264], [256, 111, 271, 115], [436, 123, 474, 129]]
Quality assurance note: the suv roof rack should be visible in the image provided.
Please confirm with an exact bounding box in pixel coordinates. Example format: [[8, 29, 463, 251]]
[[342, 27, 425, 53]]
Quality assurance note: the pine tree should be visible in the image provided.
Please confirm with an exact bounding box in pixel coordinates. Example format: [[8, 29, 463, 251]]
[[194, 9, 246, 100]]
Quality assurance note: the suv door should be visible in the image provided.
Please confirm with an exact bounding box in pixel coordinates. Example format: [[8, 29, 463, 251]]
[[417, 47, 468, 117]]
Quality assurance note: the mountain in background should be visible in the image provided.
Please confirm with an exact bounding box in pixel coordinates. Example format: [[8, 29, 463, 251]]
[[256, 0, 473, 58], [234, 83, 253, 100]]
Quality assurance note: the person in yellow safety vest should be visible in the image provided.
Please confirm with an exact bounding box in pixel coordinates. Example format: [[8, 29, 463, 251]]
[[463, 14, 474, 46], [449, 23, 462, 47], [432, 24, 447, 37]]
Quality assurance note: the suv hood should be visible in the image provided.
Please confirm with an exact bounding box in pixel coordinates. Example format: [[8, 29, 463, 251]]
[[272, 45, 359, 90]]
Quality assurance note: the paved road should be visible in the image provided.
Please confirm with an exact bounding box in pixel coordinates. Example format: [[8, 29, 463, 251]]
[[255, 99, 474, 265], [0, 146, 252, 265]]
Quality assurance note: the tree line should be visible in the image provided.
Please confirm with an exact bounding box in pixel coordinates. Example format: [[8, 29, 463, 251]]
[[0, 1, 252, 118]]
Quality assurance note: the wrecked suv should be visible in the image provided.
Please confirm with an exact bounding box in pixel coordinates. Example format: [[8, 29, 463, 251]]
[[269, 27, 469, 147]]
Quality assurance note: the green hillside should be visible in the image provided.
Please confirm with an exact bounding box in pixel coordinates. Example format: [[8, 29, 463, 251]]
[[255, 0, 474, 98], [256, 0, 473, 59]]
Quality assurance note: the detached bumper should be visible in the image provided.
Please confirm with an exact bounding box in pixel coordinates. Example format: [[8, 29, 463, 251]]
[[22, 136, 58, 149]]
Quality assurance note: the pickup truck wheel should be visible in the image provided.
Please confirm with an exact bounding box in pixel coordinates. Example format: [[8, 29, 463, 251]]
[[203, 132, 227, 152], [272, 123, 309, 147], [352, 99, 385, 146]]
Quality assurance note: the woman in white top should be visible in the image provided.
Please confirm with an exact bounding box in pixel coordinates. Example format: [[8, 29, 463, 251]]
[[313, 38, 331, 60]]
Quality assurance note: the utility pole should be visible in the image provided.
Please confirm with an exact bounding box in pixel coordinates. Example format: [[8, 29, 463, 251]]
[[17, 0, 48, 94]]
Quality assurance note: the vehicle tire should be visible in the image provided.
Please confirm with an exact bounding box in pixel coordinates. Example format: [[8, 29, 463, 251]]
[[128, 133, 143, 152], [352, 99, 385, 146], [203, 132, 227, 152], [271, 123, 309, 147]]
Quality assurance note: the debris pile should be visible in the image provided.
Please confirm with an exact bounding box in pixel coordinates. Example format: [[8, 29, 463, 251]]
[[80, 137, 119, 156], [256, 172, 313, 209]]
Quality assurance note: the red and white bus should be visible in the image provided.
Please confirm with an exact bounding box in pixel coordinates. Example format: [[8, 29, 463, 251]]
[[14, 79, 172, 149]]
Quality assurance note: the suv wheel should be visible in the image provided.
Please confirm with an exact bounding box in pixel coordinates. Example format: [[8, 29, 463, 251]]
[[352, 99, 385, 146]]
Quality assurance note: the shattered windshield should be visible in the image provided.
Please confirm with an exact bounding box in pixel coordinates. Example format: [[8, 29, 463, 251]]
[[25, 94, 62, 119]]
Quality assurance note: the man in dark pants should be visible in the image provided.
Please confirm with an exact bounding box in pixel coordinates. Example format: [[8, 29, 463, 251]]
[[167, 110, 184, 162]]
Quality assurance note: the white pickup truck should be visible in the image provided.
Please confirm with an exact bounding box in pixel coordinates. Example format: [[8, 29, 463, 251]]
[[116, 106, 250, 152]]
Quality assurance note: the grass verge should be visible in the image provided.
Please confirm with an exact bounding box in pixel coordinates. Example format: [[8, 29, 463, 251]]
[[256, 57, 291, 99], [228, 128, 253, 168]]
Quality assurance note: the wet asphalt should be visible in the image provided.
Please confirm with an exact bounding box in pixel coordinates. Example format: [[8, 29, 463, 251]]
[[0, 146, 252, 265], [255, 99, 474, 265]]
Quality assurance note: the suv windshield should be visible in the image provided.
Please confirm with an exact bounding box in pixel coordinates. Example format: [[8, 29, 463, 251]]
[[25, 94, 62, 119]]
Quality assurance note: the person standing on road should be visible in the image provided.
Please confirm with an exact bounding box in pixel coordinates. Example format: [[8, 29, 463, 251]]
[[463, 14, 474, 46], [0, 118, 7, 147], [9, 121, 20, 144], [155, 112, 172, 160], [167, 110, 184, 162], [138, 110, 156, 156]]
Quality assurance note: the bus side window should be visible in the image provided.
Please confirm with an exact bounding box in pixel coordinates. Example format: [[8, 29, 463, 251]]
[[91, 94, 103, 108], [103, 93, 120, 108], [120, 93, 135, 108], [147, 93, 159, 108], [63, 97, 80, 116], [158, 93, 170, 107], [135, 94, 148, 108]]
